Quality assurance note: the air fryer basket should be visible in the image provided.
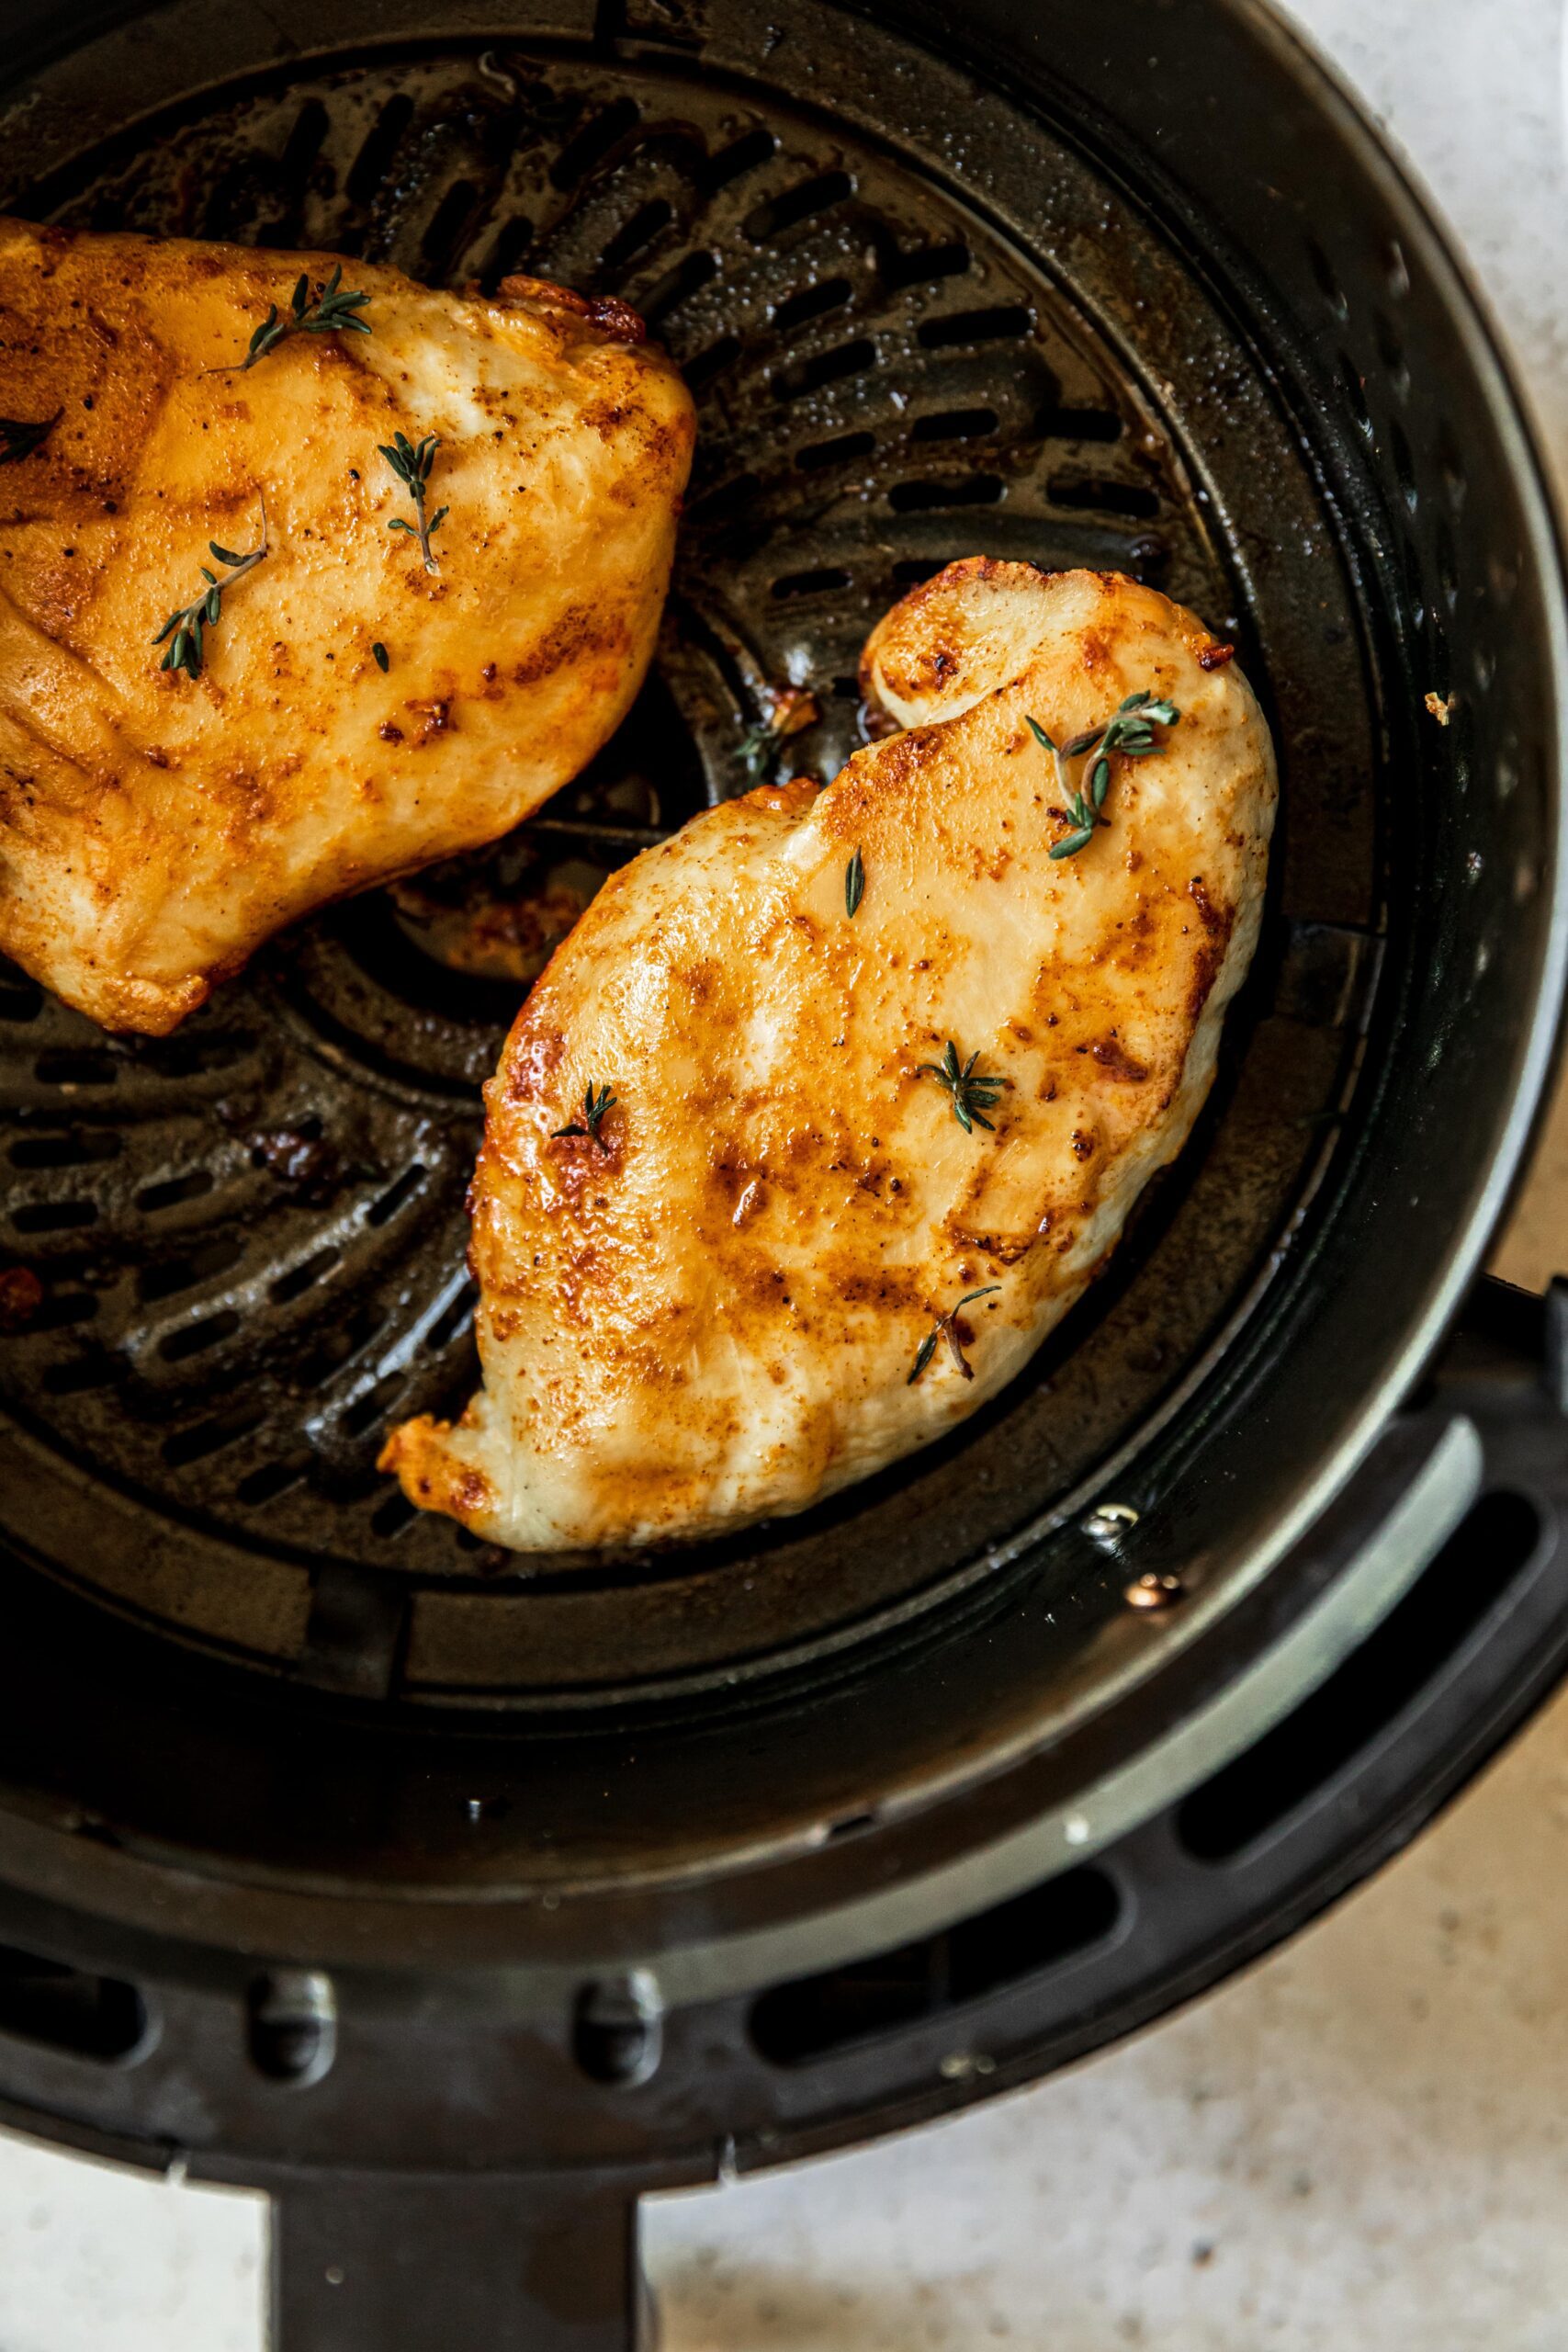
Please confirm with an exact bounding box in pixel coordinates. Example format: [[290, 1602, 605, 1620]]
[[0, 0, 1562, 2340]]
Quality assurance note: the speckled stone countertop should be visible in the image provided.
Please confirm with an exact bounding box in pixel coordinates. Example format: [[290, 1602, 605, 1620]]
[[2, 5, 1566, 2346]]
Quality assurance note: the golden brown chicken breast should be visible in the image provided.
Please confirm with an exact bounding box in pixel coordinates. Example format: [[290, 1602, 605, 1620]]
[[0, 221, 694, 1033], [383, 560, 1277, 1552]]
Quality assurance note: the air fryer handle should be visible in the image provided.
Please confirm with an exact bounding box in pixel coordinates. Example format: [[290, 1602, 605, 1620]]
[[270, 2176, 646, 2350]]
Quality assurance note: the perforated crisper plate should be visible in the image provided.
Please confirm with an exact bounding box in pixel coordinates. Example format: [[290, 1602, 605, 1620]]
[[0, 29, 1379, 1704]]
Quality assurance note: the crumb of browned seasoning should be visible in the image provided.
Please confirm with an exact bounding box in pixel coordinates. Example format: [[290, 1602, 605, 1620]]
[[1425, 690, 1454, 726], [0, 1266, 44, 1329], [770, 684, 820, 740]]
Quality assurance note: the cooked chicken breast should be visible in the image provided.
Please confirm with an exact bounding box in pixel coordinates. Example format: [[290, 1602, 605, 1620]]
[[384, 560, 1277, 1551], [0, 220, 694, 1033]]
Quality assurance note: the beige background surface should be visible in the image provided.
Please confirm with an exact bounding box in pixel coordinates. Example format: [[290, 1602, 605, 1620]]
[[1, 2, 1567, 2346]]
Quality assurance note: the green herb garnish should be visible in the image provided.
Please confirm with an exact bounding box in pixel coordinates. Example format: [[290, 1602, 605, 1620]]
[[735, 686, 821, 786], [552, 1081, 617, 1155], [908, 1286, 1001, 1385], [372, 640, 389, 673], [917, 1040, 1005, 1136], [231, 265, 371, 372], [1029, 691, 1179, 860], [0, 411, 62, 465], [737, 718, 778, 785], [379, 430, 446, 574], [152, 521, 267, 681], [845, 847, 865, 918]]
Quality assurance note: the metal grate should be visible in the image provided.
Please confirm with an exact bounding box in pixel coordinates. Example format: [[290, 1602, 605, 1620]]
[[0, 41, 1372, 1699]]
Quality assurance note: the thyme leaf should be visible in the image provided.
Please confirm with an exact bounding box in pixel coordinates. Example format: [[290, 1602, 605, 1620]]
[[379, 430, 446, 573], [908, 1286, 1001, 1385], [551, 1081, 617, 1155], [917, 1039, 1006, 1136], [845, 846, 865, 918], [0, 411, 62, 465], [152, 515, 267, 681]]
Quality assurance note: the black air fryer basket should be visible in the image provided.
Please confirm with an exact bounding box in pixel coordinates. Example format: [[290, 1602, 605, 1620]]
[[0, 0, 1564, 2344]]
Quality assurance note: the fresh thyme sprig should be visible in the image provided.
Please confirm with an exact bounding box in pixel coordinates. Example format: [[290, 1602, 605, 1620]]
[[152, 516, 268, 681], [231, 265, 371, 372], [552, 1082, 617, 1154], [0, 411, 62, 465], [379, 430, 446, 573], [845, 847, 865, 917], [1027, 716, 1097, 858], [1028, 690, 1180, 860], [908, 1286, 1001, 1385], [736, 686, 821, 785], [918, 1040, 1006, 1135], [737, 719, 776, 785]]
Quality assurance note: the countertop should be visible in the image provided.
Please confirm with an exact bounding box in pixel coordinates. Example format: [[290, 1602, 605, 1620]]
[[2, 4, 1566, 2346]]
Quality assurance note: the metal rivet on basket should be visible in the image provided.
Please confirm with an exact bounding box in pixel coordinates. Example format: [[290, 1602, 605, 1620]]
[[1083, 1501, 1140, 1545]]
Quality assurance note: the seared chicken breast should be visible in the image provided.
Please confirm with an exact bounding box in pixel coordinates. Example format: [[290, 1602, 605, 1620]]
[[0, 221, 694, 1033], [384, 561, 1277, 1551]]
